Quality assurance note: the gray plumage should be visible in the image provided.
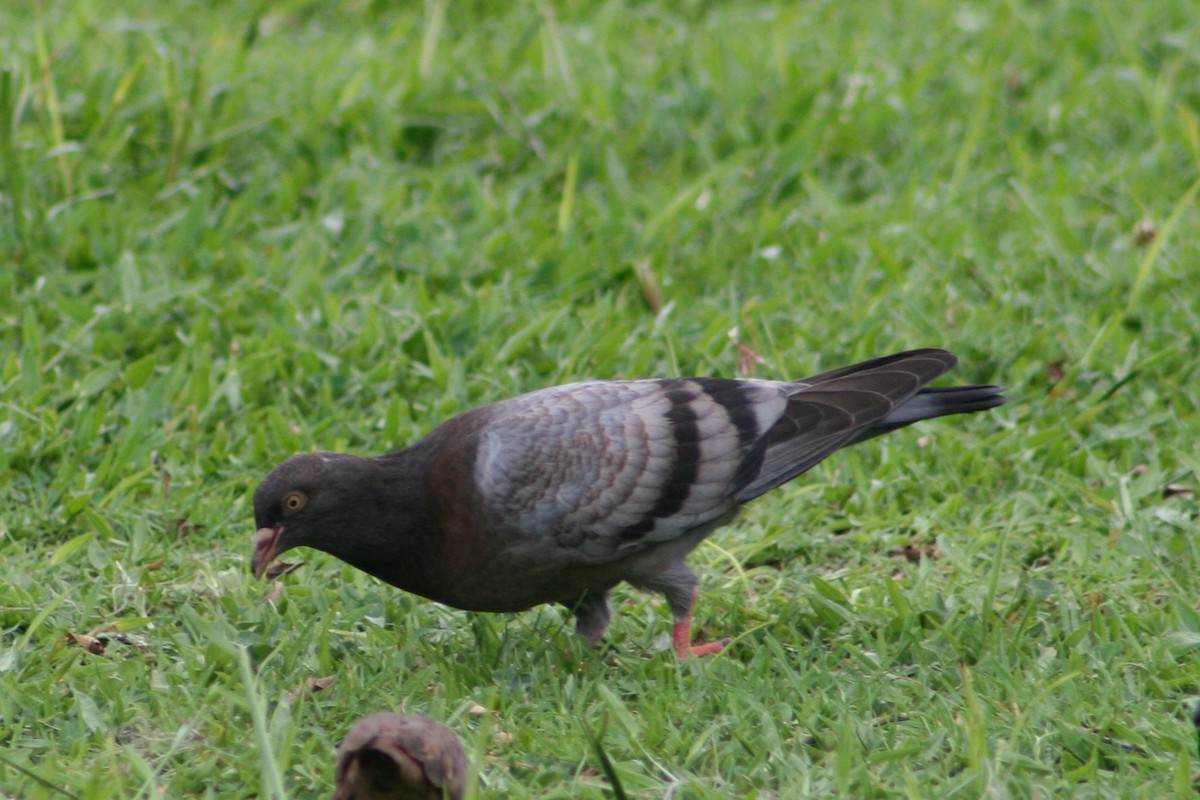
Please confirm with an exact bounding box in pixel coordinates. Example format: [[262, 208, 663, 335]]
[[253, 348, 1004, 657]]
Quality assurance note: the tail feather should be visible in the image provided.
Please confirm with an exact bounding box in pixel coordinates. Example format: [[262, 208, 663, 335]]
[[733, 349, 1005, 502], [858, 384, 1006, 440], [797, 348, 957, 388]]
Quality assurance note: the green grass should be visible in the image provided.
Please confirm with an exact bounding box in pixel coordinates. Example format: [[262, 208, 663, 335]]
[[2, 0, 1199, 796]]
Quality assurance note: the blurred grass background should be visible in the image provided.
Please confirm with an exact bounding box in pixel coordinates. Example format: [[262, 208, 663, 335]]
[[1, 0, 1198, 797]]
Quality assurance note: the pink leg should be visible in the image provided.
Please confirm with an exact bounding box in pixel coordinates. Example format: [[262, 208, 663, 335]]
[[672, 608, 731, 659]]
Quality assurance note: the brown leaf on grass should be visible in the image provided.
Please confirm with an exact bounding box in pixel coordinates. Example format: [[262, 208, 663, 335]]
[[288, 675, 335, 702], [728, 325, 767, 376], [1132, 218, 1157, 246], [66, 632, 106, 655], [170, 518, 204, 538], [307, 675, 335, 692], [68, 628, 149, 656], [737, 344, 765, 376], [889, 544, 941, 563], [632, 258, 662, 313], [1045, 359, 1079, 400], [143, 558, 166, 571], [1046, 360, 1065, 385], [265, 561, 302, 579]]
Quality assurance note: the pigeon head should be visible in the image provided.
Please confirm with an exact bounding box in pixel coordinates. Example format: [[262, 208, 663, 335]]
[[251, 451, 376, 578]]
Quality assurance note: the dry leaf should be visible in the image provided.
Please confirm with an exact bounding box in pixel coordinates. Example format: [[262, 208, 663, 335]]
[[66, 632, 106, 655], [266, 561, 302, 579], [737, 344, 765, 376], [170, 518, 204, 538], [728, 326, 767, 376], [632, 258, 662, 313], [466, 702, 487, 716], [287, 675, 335, 702], [1046, 359, 1077, 399], [1046, 360, 1065, 384], [307, 675, 335, 693], [1132, 219, 1157, 246], [889, 544, 940, 563]]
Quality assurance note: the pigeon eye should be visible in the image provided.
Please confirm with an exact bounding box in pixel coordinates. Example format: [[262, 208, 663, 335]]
[[281, 492, 307, 513]]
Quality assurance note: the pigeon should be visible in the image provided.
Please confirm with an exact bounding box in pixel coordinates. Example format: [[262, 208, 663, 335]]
[[253, 348, 1004, 658], [333, 713, 467, 800]]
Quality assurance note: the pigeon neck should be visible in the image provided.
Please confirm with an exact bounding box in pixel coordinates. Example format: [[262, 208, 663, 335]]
[[316, 445, 445, 598]]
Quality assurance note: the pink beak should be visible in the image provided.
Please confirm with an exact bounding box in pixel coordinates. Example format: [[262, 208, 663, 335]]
[[252, 526, 283, 579]]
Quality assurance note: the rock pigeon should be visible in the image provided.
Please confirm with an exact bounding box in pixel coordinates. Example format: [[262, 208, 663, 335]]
[[333, 713, 467, 800], [253, 348, 1004, 658]]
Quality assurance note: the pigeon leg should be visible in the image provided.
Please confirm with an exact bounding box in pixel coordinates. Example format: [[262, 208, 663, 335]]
[[642, 572, 731, 659], [638, 563, 729, 657], [571, 592, 613, 646], [672, 605, 730, 659]]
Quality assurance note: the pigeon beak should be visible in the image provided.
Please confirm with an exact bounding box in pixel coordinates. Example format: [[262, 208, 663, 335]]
[[252, 525, 284, 579]]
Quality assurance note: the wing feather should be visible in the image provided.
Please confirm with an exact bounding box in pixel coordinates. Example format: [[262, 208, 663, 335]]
[[473, 379, 786, 558], [471, 349, 1002, 560]]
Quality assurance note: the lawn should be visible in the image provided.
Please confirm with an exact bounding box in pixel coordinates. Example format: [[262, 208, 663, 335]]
[[2, 0, 1199, 797]]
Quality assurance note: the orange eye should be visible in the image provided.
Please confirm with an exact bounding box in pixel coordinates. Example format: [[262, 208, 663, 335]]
[[282, 492, 307, 513]]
